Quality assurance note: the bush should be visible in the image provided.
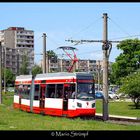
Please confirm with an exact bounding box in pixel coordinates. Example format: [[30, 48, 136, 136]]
[[119, 70, 140, 109]]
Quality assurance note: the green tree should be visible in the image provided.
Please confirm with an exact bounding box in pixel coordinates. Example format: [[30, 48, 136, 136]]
[[5, 69, 15, 86], [118, 70, 140, 109], [47, 50, 58, 62], [19, 54, 29, 75], [2, 68, 15, 86], [32, 64, 42, 77], [47, 50, 58, 72], [110, 39, 140, 84]]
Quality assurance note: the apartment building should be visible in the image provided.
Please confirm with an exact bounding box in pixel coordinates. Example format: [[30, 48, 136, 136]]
[[0, 27, 34, 74], [1, 47, 17, 74], [40, 57, 112, 74]]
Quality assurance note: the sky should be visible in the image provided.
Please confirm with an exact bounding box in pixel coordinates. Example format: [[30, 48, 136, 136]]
[[0, 2, 140, 63]]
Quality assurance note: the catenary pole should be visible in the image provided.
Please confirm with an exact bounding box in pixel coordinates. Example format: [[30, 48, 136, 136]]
[[4, 47, 6, 93], [0, 42, 2, 104], [102, 13, 109, 121], [65, 13, 120, 120], [97, 60, 100, 91], [43, 33, 47, 73]]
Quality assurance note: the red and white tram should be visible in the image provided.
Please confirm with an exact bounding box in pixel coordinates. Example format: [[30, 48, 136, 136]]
[[13, 72, 95, 117]]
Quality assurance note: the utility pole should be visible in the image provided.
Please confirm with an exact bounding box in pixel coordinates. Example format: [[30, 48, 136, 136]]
[[102, 13, 109, 121], [4, 47, 6, 93], [66, 13, 121, 121], [48, 56, 50, 73], [46, 49, 49, 73], [0, 42, 2, 104], [97, 60, 101, 91], [17, 49, 19, 76], [43, 33, 47, 73]]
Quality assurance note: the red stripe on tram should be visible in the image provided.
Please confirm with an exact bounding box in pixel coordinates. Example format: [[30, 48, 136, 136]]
[[34, 79, 76, 84]]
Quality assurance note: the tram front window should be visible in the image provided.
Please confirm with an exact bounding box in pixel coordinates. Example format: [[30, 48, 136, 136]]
[[77, 83, 95, 101]]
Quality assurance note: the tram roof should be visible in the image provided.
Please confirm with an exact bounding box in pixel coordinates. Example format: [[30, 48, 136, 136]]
[[16, 72, 93, 81], [16, 75, 32, 81], [35, 72, 93, 79]]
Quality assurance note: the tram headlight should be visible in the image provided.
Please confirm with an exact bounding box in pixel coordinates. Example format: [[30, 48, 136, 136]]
[[77, 102, 82, 107], [92, 103, 95, 108]]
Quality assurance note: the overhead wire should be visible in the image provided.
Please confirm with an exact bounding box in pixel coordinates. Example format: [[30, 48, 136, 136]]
[[108, 17, 137, 43], [109, 34, 140, 41], [67, 17, 101, 40], [47, 35, 62, 46], [37, 15, 140, 61], [36, 17, 102, 52], [35, 35, 42, 43], [77, 49, 102, 56], [108, 17, 131, 37]]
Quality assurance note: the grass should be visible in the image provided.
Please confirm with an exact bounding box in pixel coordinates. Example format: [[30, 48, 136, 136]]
[[96, 100, 140, 118], [0, 93, 140, 130]]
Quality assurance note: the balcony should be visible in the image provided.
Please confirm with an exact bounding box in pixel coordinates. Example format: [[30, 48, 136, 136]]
[[16, 36, 34, 41], [17, 42, 34, 45], [16, 32, 34, 36]]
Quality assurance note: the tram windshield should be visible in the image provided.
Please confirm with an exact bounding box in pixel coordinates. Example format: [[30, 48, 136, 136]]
[[76, 83, 95, 101]]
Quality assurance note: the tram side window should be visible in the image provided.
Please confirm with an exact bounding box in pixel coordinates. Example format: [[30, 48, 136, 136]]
[[23, 85, 30, 99], [34, 85, 40, 100], [70, 84, 76, 99], [46, 84, 55, 98], [16, 85, 30, 99], [46, 84, 63, 98], [56, 84, 63, 98], [17, 85, 23, 97], [64, 84, 76, 99]]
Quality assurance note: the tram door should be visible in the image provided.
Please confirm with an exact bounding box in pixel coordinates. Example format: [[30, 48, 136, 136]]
[[63, 84, 76, 112], [40, 84, 46, 108], [18, 85, 23, 109], [63, 84, 70, 111]]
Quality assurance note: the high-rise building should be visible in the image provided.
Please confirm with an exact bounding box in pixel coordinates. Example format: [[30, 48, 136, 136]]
[[0, 27, 34, 74]]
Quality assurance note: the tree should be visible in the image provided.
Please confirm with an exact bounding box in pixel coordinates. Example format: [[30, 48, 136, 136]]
[[110, 39, 140, 84], [118, 70, 140, 109], [32, 64, 42, 77], [19, 54, 29, 75], [47, 50, 58, 63], [2, 68, 15, 86], [47, 50, 58, 72], [5, 69, 15, 86]]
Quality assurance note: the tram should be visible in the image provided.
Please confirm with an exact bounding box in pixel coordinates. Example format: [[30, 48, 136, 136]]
[[13, 72, 95, 117]]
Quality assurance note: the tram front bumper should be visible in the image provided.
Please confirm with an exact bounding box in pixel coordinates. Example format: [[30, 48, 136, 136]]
[[68, 108, 96, 117]]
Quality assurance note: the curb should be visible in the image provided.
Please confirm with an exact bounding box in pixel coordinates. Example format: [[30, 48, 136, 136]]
[[95, 113, 140, 122]]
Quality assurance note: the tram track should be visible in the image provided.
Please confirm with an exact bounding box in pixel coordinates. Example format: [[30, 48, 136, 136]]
[[79, 114, 140, 125]]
